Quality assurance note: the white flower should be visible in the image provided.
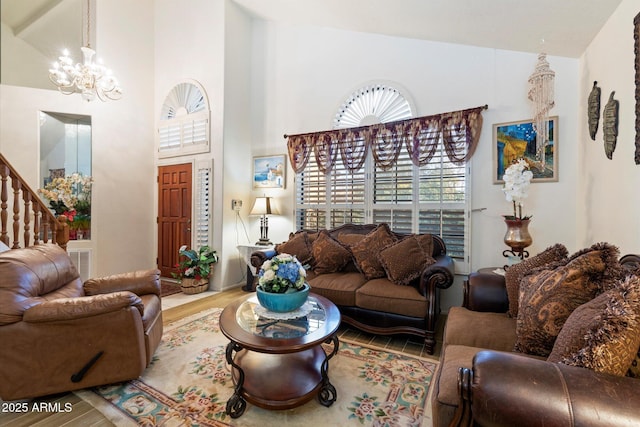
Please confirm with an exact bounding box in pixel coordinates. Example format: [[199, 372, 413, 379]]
[[502, 159, 533, 219], [262, 269, 276, 281]]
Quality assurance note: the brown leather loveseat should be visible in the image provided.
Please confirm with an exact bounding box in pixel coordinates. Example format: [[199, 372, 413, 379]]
[[0, 244, 163, 401], [251, 223, 455, 354]]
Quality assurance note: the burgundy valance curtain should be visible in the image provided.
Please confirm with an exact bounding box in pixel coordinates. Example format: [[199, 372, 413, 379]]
[[286, 105, 487, 174]]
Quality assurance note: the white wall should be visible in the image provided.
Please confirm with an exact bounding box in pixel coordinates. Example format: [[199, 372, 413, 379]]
[[247, 21, 580, 310], [0, 22, 53, 90], [0, 0, 156, 276], [154, 0, 233, 290], [577, 0, 639, 256], [222, 1, 256, 288]]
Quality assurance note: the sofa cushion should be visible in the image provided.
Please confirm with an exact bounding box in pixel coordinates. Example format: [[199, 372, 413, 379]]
[[348, 223, 397, 280], [514, 242, 622, 357], [548, 274, 640, 377], [444, 307, 517, 351], [355, 278, 427, 318], [434, 344, 487, 406], [0, 244, 83, 325], [275, 231, 313, 264], [311, 231, 352, 274], [379, 235, 436, 285], [308, 272, 367, 306], [504, 243, 568, 318]]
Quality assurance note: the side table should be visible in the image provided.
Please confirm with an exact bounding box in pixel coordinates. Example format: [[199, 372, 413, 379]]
[[237, 244, 274, 291]]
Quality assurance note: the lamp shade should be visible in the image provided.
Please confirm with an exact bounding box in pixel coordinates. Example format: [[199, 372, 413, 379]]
[[250, 197, 278, 216]]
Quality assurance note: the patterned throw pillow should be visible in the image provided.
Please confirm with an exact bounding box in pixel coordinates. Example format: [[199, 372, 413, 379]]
[[348, 224, 398, 280], [311, 231, 353, 274], [275, 232, 312, 264], [514, 242, 622, 357], [336, 233, 366, 247], [379, 236, 436, 285], [504, 244, 568, 318], [548, 275, 640, 377], [628, 347, 640, 378]]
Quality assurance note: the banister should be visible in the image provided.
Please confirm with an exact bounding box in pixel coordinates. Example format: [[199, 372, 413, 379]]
[[0, 153, 69, 250]]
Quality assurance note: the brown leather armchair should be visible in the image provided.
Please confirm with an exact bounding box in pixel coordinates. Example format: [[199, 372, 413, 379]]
[[0, 244, 163, 401], [452, 254, 640, 427]]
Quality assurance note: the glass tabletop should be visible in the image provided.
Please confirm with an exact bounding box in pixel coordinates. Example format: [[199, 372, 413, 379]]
[[235, 294, 328, 339]]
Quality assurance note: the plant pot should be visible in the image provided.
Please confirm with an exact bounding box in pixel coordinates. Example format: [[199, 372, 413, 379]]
[[180, 277, 209, 294], [256, 283, 310, 312], [503, 218, 533, 252]]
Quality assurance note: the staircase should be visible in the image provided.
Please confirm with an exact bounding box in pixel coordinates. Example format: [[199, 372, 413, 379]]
[[0, 153, 69, 250]]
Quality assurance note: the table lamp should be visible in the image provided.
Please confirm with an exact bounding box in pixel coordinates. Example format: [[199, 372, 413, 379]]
[[250, 196, 278, 245]]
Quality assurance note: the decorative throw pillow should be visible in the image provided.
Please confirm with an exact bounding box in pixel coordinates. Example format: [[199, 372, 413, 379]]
[[628, 346, 640, 378], [415, 233, 434, 257], [514, 242, 622, 357], [311, 231, 352, 274], [379, 236, 437, 285], [548, 275, 640, 377], [275, 232, 312, 264], [349, 223, 398, 280], [504, 244, 569, 318], [336, 233, 365, 247]]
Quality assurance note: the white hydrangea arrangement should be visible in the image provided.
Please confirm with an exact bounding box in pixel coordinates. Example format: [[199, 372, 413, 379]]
[[502, 158, 533, 220]]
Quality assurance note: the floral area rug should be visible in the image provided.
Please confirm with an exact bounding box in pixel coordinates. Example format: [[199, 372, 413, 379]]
[[76, 308, 437, 427]]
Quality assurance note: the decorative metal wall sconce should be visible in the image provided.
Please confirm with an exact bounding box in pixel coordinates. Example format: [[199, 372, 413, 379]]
[[588, 81, 601, 140], [603, 91, 619, 160]]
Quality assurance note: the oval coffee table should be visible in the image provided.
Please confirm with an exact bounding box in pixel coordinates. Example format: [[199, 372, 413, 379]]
[[220, 292, 341, 418]]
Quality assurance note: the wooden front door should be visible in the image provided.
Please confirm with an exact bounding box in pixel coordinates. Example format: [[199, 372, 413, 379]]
[[158, 163, 192, 278]]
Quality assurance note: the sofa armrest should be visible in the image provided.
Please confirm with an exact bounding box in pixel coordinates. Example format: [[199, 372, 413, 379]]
[[83, 269, 160, 297], [454, 350, 640, 427], [23, 292, 143, 322], [462, 271, 508, 313], [250, 249, 277, 272], [419, 255, 455, 294]]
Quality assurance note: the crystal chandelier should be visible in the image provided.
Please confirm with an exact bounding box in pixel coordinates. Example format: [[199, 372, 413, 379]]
[[48, 0, 122, 102]]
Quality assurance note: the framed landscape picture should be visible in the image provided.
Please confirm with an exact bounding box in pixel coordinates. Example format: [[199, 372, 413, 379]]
[[253, 155, 286, 189], [493, 117, 558, 183]]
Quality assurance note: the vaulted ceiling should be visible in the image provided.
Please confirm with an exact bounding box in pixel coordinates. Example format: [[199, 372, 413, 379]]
[[0, 0, 624, 68]]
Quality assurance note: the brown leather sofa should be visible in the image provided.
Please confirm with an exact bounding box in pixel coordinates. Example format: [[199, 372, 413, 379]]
[[251, 223, 455, 354], [431, 253, 640, 427], [0, 244, 163, 401]]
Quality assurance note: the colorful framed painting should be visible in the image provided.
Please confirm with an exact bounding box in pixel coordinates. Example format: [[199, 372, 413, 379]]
[[253, 155, 286, 189], [493, 116, 559, 183]]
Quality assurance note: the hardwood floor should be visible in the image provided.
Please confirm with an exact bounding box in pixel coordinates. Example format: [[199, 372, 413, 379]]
[[0, 286, 442, 426]]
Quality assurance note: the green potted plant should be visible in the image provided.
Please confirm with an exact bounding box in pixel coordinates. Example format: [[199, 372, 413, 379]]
[[172, 245, 219, 294], [256, 253, 310, 312]]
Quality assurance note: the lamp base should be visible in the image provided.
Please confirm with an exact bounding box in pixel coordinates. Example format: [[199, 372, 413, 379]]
[[255, 239, 272, 246]]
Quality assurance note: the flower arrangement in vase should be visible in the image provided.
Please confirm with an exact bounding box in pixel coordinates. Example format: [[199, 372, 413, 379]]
[[257, 253, 309, 312], [38, 173, 93, 240], [171, 245, 218, 294], [501, 159, 534, 257]]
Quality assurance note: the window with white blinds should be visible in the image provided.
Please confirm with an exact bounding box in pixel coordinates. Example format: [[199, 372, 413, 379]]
[[294, 83, 470, 272], [158, 82, 210, 157]]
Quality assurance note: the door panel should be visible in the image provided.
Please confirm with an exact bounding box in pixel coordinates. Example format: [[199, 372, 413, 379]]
[[158, 163, 192, 278]]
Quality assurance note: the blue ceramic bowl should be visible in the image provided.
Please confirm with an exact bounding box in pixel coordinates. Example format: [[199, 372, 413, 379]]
[[256, 283, 310, 312]]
